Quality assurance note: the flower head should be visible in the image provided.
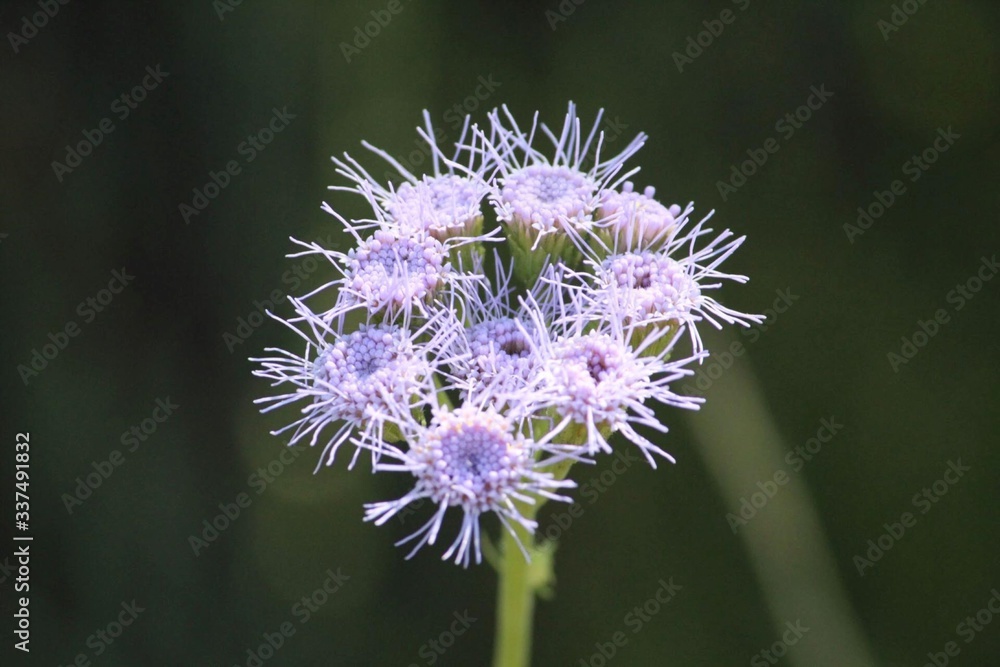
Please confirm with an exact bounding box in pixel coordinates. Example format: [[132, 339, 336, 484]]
[[253, 103, 762, 567], [443, 254, 545, 405], [524, 303, 704, 465], [597, 181, 688, 252], [602, 251, 701, 323], [328, 111, 495, 246], [252, 299, 457, 470], [363, 402, 574, 566], [499, 165, 596, 237], [281, 227, 451, 322], [341, 229, 448, 317], [477, 103, 647, 283], [387, 174, 487, 242], [591, 214, 764, 352], [459, 316, 538, 403]]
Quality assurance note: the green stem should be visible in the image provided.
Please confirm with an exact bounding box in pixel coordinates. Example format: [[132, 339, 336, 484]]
[[491, 420, 586, 667], [492, 504, 540, 667], [432, 373, 454, 410]]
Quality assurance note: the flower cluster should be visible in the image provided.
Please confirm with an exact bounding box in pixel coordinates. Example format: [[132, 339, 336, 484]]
[[253, 104, 761, 566]]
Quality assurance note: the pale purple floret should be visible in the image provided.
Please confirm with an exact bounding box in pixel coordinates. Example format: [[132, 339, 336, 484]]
[[441, 252, 547, 403], [459, 316, 539, 403], [478, 103, 647, 253], [597, 181, 687, 251], [594, 229, 764, 353], [328, 111, 495, 245], [603, 251, 702, 323], [363, 403, 574, 566], [387, 174, 486, 241], [499, 165, 596, 237], [339, 229, 449, 318], [535, 327, 703, 466], [311, 327, 415, 421], [506, 288, 703, 465], [251, 299, 443, 470]]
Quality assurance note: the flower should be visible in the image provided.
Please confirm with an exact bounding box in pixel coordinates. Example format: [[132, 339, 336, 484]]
[[520, 294, 704, 466], [252, 104, 761, 566], [362, 402, 574, 566], [285, 228, 452, 322], [596, 181, 688, 252], [339, 229, 450, 318], [499, 165, 596, 238], [477, 103, 647, 283], [252, 299, 457, 470], [600, 251, 702, 327], [590, 214, 764, 353], [443, 254, 545, 406], [456, 316, 539, 409], [328, 111, 495, 245], [387, 174, 487, 242]]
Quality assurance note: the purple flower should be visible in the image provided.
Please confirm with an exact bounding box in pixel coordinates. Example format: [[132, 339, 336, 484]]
[[340, 229, 449, 317], [597, 181, 687, 251], [520, 294, 704, 466], [591, 214, 764, 353], [363, 402, 574, 566], [499, 165, 596, 238], [329, 111, 495, 245], [477, 103, 647, 282], [252, 299, 454, 470], [387, 174, 488, 242], [252, 103, 762, 566]]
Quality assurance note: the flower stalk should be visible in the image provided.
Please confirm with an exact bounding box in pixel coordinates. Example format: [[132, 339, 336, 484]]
[[492, 503, 541, 667]]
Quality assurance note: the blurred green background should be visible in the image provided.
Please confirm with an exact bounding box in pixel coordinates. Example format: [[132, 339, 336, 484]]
[[2, 1, 999, 665]]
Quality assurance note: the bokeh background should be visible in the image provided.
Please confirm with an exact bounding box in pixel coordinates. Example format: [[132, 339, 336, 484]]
[[2, 1, 999, 665]]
